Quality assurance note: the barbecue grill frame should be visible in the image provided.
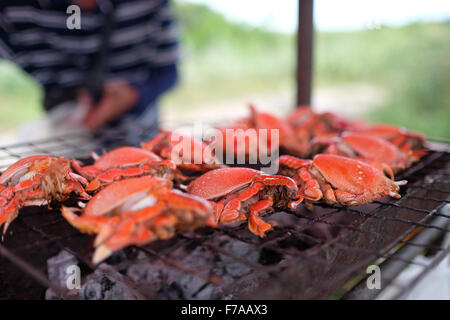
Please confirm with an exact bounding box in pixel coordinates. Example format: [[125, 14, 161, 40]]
[[0, 130, 449, 300], [342, 207, 450, 300]]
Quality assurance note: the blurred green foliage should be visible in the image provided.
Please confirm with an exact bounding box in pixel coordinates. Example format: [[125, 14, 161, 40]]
[[315, 22, 450, 139], [0, 61, 42, 130], [167, 1, 295, 104], [0, 1, 448, 140]]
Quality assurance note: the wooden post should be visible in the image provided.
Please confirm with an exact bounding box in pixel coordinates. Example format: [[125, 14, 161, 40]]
[[297, 0, 314, 107]]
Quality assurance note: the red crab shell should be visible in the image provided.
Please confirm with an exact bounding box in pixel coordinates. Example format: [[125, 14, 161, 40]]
[[0, 155, 51, 185], [341, 132, 408, 171], [89, 147, 162, 171], [141, 131, 222, 173], [341, 132, 402, 160], [62, 175, 214, 264], [278, 154, 407, 209], [311, 132, 409, 177], [249, 104, 309, 157], [187, 167, 265, 200], [73, 146, 176, 192], [355, 124, 426, 158], [187, 167, 300, 237], [83, 175, 172, 217], [286, 106, 349, 140], [360, 124, 425, 143], [313, 154, 393, 196], [286, 105, 314, 127], [0, 155, 89, 233]]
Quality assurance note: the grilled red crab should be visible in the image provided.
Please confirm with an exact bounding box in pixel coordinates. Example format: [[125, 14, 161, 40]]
[[310, 132, 410, 178], [72, 146, 176, 192], [286, 106, 366, 153], [215, 104, 309, 159], [214, 124, 277, 162], [186, 167, 300, 237], [278, 154, 407, 210], [141, 131, 223, 175], [0, 155, 90, 233], [247, 104, 314, 157], [287, 106, 347, 140], [354, 124, 427, 160], [62, 176, 214, 264], [247, 104, 311, 157]]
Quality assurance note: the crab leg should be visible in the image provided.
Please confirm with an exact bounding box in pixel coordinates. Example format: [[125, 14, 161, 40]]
[[255, 174, 298, 188], [278, 155, 322, 201], [61, 206, 118, 234], [219, 182, 264, 224], [92, 189, 213, 264], [140, 132, 166, 152], [219, 199, 247, 224], [1, 186, 48, 234], [85, 167, 152, 192], [248, 198, 274, 237], [85, 160, 176, 192], [92, 205, 165, 264], [163, 189, 215, 228]]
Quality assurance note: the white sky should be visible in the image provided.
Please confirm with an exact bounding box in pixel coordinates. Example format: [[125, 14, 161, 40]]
[[182, 0, 450, 33]]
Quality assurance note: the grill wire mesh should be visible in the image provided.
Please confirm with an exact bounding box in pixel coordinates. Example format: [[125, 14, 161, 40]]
[[0, 125, 449, 300]]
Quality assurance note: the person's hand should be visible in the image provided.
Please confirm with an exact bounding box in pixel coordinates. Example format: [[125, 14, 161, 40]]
[[81, 81, 139, 130]]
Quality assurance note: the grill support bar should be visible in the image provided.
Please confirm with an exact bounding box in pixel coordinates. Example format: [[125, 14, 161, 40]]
[[0, 243, 74, 299], [342, 204, 450, 300]]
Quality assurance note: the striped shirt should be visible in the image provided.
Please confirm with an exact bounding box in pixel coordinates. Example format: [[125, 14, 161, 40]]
[[0, 0, 179, 113]]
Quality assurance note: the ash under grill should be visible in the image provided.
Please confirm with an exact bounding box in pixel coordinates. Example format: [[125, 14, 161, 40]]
[[0, 129, 449, 300]]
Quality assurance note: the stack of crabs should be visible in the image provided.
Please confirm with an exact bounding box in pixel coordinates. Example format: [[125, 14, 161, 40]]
[[0, 105, 426, 264]]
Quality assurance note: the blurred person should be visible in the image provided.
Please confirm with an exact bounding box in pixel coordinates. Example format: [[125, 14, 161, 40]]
[[0, 0, 178, 140]]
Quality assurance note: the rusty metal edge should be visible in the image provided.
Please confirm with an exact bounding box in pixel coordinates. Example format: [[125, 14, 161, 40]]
[[341, 203, 450, 300]]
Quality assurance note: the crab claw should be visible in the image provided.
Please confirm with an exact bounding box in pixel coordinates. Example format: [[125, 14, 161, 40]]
[[61, 206, 118, 235], [92, 245, 113, 265]]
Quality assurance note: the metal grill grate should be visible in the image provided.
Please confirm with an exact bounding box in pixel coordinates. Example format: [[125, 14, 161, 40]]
[[0, 128, 449, 300], [0, 123, 159, 171]]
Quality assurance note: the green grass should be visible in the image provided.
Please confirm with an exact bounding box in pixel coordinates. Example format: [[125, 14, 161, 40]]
[[315, 22, 450, 139], [0, 61, 42, 130], [0, 2, 448, 140]]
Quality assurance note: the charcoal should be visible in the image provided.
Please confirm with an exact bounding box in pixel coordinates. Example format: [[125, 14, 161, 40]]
[[126, 247, 214, 299], [159, 282, 186, 299], [120, 235, 263, 299], [45, 250, 79, 300], [79, 267, 142, 300]]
